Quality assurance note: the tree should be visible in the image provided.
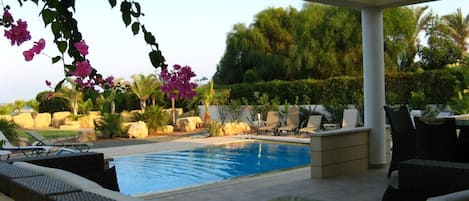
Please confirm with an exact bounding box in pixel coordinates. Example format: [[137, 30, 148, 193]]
[[418, 17, 463, 70], [52, 84, 83, 116], [130, 74, 160, 112], [442, 8, 469, 54], [13, 100, 25, 113]]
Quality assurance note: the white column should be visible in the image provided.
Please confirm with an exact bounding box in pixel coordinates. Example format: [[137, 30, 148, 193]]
[[361, 8, 386, 165]]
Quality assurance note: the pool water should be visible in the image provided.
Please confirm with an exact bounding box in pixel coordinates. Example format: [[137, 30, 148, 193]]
[[110, 141, 310, 196]]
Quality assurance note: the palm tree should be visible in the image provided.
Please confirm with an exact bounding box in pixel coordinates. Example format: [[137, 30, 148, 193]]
[[52, 85, 83, 116], [442, 8, 469, 53], [130, 74, 161, 112]]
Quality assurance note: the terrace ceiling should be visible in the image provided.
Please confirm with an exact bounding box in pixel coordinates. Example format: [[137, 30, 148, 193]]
[[304, 0, 438, 9]]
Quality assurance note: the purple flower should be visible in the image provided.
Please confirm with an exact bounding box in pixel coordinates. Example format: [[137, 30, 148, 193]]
[[160, 64, 197, 100], [74, 40, 88, 56], [22, 38, 46, 61], [71, 60, 92, 78], [4, 19, 31, 46]]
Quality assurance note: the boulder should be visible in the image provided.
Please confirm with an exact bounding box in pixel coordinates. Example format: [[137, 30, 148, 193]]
[[77, 128, 97, 142], [128, 121, 148, 139], [120, 111, 137, 122], [176, 116, 203, 132], [155, 125, 174, 134], [52, 111, 71, 128], [59, 121, 80, 130], [13, 113, 34, 128], [0, 115, 12, 122], [34, 113, 51, 128], [221, 122, 251, 136]]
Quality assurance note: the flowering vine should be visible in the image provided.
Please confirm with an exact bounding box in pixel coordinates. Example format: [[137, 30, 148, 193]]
[[160, 64, 197, 124], [1, 0, 165, 101]]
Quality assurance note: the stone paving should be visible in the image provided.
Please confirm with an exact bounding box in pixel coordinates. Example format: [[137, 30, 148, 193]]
[[92, 135, 389, 201]]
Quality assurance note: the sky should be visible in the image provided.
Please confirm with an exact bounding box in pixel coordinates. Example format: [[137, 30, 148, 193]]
[[0, 0, 467, 103]]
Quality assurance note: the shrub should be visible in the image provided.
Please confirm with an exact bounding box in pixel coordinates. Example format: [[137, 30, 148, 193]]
[[207, 121, 222, 137], [95, 113, 124, 138], [142, 105, 169, 135], [0, 119, 18, 143]]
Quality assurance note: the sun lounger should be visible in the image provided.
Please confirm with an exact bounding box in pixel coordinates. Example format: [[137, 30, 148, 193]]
[[258, 111, 281, 135], [25, 131, 93, 152], [298, 115, 322, 134], [0, 131, 53, 158], [278, 107, 300, 135]]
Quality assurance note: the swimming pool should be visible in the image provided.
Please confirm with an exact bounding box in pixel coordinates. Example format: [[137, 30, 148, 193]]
[[110, 141, 310, 196]]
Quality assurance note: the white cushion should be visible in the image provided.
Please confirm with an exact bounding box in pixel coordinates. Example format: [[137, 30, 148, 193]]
[[389, 170, 399, 189], [86, 188, 144, 201], [427, 189, 469, 201], [13, 162, 101, 189]]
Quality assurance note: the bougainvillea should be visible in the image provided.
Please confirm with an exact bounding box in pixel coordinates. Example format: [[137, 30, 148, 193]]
[[160, 64, 197, 100]]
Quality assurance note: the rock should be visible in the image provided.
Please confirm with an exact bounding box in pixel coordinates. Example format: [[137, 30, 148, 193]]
[[77, 128, 97, 142], [127, 121, 148, 139], [52, 111, 71, 128], [0, 115, 12, 122], [176, 116, 203, 132], [13, 113, 34, 128], [222, 122, 251, 136], [34, 113, 51, 128], [120, 111, 137, 122], [155, 125, 174, 134]]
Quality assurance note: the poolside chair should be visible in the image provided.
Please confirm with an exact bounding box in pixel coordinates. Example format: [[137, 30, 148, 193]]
[[278, 107, 300, 135], [257, 111, 281, 135], [0, 131, 54, 157], [25, 131, 93, 152], [298, 115, 322, 134], [341, 109, 358, 129]]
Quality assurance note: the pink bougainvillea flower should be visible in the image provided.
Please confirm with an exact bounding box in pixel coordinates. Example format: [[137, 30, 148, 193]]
[[44, 92, 53, 100], [160, 64, 197, 100], [72, 60, 92, 77], [74, 40, 88, 56], [31, 38, 45, 54], [22, 50, 34, 61], [4, 19, 31, 46], [45, 80, 51, 87], [22, 38, 46, 61], [2, 8, 13, 24], [105, 76, 114, 86]]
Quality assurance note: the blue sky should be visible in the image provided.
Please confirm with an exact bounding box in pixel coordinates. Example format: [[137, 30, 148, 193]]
[[0, 0, 467, 103]]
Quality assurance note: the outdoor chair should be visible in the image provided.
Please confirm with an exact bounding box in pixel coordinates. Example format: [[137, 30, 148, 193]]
[[414, 117, 458, 162], [298, 115, 322, 134], [0, 131, 54, 158], [25, 131, 93, 152], [341, 109, 358, 129], [384, 105, 417, 178], [258, 111, 281, 135], [278, 107, 300, 135]]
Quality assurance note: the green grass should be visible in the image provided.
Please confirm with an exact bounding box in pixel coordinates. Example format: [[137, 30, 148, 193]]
[[15, 129, 78, 141]]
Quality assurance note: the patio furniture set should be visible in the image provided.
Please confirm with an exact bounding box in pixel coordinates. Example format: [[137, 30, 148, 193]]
[[382, 105, 469, 201]]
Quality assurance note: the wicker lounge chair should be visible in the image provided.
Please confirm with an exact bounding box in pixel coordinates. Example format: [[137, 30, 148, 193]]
[[25, 131, 93, 152], [278, 107, 300, 135]]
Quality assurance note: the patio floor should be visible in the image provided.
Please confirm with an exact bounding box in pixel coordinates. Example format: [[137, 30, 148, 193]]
[[91, 135, 389, 201]]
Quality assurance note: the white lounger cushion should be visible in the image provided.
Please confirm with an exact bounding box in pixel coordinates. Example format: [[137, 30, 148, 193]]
[[13, 162, 143, 201], [0, 192, 14, 201]]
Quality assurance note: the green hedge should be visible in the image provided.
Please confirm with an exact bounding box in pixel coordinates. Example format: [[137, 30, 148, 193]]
[[218, 70, 460, 105]]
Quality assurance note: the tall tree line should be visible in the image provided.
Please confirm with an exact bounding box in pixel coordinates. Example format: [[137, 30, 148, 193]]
[[213, 3, 468, 84]]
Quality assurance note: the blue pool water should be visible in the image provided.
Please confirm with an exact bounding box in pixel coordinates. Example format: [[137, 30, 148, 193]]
[[110, 141, 310, 196]]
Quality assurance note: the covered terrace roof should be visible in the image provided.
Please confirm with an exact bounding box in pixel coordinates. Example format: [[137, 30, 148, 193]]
[[305, 0, 438, 9]]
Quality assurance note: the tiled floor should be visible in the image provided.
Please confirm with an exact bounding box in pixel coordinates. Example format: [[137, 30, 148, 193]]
[[92, 135, 389, 201]]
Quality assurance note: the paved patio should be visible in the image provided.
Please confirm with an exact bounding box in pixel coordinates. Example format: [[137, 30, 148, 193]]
[[91, 135, 389, 201]]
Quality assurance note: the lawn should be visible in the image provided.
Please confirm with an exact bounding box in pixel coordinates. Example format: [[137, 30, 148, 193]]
[[15, 128, 78, 141]]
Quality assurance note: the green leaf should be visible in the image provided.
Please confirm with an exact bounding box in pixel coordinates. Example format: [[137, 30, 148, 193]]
[[122, 13, 131, 27], [108, 0, 117, 8], [51, 56, 62, 64], [57, 41, 67, 53], [54, 79, 65, 92], [131, 22, 140, 35], [41, 9, 55, 27], [149, 50, 162, 68], [120, 1, 132, 27], [144, 30, 156, 45]]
